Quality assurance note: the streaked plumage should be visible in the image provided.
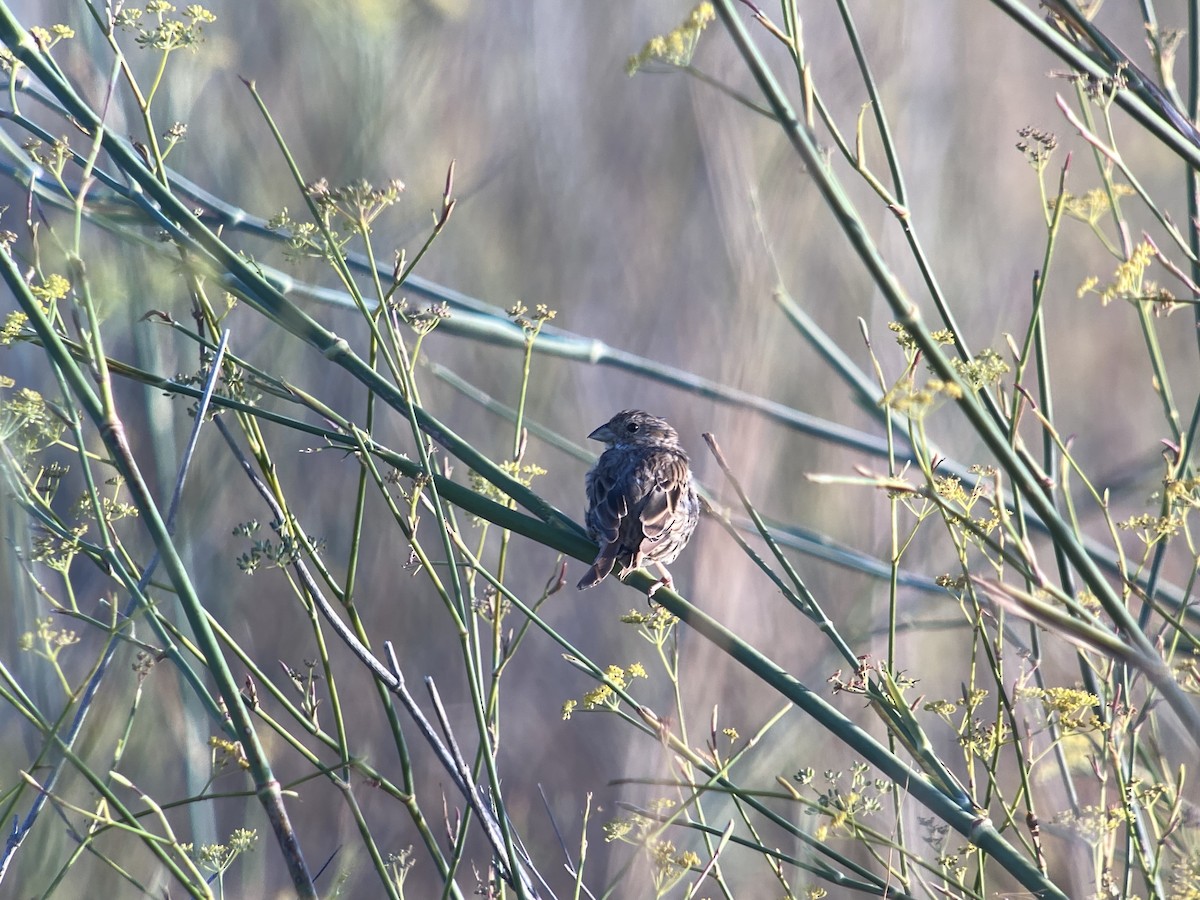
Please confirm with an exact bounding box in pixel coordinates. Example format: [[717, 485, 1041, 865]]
[[577, 410, 700, 594]]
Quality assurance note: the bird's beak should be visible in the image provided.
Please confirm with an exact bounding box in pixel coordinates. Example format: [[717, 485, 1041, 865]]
[[587, 423, 615, 442]]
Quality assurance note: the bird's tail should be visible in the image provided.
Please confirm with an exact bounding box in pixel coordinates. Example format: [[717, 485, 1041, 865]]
[[577, 552, 617, 590]]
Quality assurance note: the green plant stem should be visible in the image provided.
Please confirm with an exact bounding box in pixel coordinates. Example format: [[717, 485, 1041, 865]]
[[0, 241, 318, 896], [711, 0, 1200, 751], [990, 0, 1200, 170]]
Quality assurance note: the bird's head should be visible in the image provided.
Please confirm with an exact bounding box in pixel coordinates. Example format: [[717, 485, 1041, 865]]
[[587, 410, 680, 448]]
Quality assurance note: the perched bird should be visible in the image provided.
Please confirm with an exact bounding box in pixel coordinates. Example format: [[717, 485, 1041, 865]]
[[577, 410, 700, 595]]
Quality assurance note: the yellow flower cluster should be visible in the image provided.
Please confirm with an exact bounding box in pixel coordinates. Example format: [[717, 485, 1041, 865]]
[[626, 3, 715, 75]]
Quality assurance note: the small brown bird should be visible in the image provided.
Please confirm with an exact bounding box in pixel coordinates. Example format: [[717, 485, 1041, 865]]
[[577, 410, 700, 595]]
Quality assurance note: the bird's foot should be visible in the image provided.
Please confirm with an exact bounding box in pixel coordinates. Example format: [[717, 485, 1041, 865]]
[[646, 566, 673, 599]]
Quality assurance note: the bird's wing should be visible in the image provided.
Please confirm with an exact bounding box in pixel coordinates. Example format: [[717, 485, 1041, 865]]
[[584, 458, 626, 546], [634, 455, 688, 542], [578, 457, 627, 589]]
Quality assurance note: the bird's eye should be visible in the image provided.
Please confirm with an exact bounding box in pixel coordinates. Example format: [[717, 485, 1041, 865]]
[[626, 422, 640, 433]]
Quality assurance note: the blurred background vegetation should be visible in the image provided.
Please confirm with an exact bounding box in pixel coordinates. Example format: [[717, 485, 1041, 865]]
[[2, 0, 1200, 897]]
